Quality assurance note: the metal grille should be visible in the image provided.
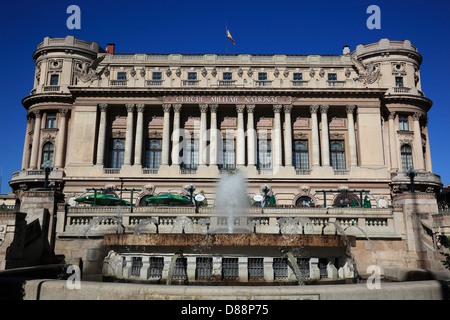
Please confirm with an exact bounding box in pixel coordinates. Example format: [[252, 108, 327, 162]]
[[173, 257, 187, 279], [273, 258, 288, 279], [131, 257, 143, 277], [297, 258, 310, 279], [196, 257, 213, 279], [248, 258, 264, 280], [222, 258, 239, 279], [149, 257, 164, 279], [319, 258, 328, 278]]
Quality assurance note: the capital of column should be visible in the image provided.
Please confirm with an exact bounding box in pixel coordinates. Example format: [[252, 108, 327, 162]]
[[236, 104, 245, 113], [32, 110, 42, 118], [162, 103, 172, 113], [310, 105, 319, 114], [136, 103, 145, 113], [58, 108, 69, 118], [320, 105, 329, 114], [209, 104, 218, 113], [283, 104, 292, 113], [199, 103, 209, 113], [125, 103, 135, 113], [99, 103, 108, 112], [246, 104, 255, 113], [388, 111, 396, 120], [345, 105, 356, 114], [173, 103, 182, 113], [273, 104, 282, 113], [26, 115, 33, 124], [412, 112, 422, 121]]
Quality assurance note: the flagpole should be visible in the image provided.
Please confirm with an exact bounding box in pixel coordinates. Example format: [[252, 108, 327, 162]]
[[226, 25, 228, 54]]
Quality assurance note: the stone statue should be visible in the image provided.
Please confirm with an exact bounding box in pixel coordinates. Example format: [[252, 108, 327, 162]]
[[76, 55, 106, 83], [351, 56, 381, 84]]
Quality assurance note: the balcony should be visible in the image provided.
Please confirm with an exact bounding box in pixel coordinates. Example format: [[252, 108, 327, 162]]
[[393, 87, 411, 93], [254, 80, 272, 87], [104, 168, 121, 174], [182, 80, 200, 87], [145, 80, 163, 86], [390, 171, 443, 192], [43, 85, 61, 92], [109, 80, 127, 86], [327, 81, 345, 87], [291, 80, 308, 87], [218, 80, 236, 87]]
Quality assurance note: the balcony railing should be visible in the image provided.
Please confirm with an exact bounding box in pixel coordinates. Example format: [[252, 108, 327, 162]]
[[254, 80, 272, 87], [291, 80, 308, 87], [394, 87, 411, 93], [104, 168, 121, 174], [145, 80, 163, 86], [43, 85, 61, 92], [333, 169, 349, 175], [182, 80, 200, 86], [110, 80, 127, 86], [218, 80, 236, 87], [142, 168, 159, 174], [295, 169, 312, 175], [327, 81, 345, 87]]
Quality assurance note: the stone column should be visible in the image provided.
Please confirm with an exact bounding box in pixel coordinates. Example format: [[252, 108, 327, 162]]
[[209, 104, 218, 166], [29, 110, 42, 169], [246, 104, 256, 166], [283, 104, 293, 167], [273, 105, 283, 168], [388, 111, 399, 171], [346, 105, 358, 167], [54, 109, 69, 169], [236, 104, 246, 167], [412, 112, 425, 171], [161, 104, 171, 166], [424, 118, 433, 172], [96, 103, 108, 166], [310, 105, 320, 167], [21, 115, 33, 169], [320, 105, 330, 167], [171, 103, 182, 166], [134, 104, 145, 167], [199, 104, 208, 167], [124, 103, 135, 166]]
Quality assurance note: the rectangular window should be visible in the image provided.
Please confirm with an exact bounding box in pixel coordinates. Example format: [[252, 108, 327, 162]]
[[131, 257, 143, 277], [297, 258, 310, 279], [188, 72, 197, 80], [248, 258, 264, 280], [196, 257, 213, 279], [149, 257, 164, 279], [223, 72, 232, 80], [219, 139, 236, 170], [152, 72, 162, 80], [395, 77, 404, 87], [117, 72, 127, 80], [330, 140, 346, 170], [293, 140, 309, 170], [173, 257, 187, 280], [293, 73, 303, 81], [45, 112, 57, 129], [110, 138, 125, 168], [50, 74, 59, 85], [328, 73, 337, 81], [273, 258, 288, 280], [181, 139, 198, 170], [258, 72, 267, 80], [399, 115, 409, 131], [145, 139, 162, 169], [257, 139, 272, 169], [222, 258, 238, 279]]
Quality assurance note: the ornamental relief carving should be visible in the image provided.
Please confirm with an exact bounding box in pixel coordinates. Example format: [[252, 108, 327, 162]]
[[41, 133, 56, 144]]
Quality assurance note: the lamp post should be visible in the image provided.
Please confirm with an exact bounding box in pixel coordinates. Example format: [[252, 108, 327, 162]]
[[41, 161, 54, 190], [186, 184, 196, 204], [261, 184, 271, 208], [406, 166, 418, 193]]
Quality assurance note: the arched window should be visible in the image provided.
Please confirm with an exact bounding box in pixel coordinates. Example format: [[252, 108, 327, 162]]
[[293, 140, 309, 170], [401, 144, 413, 171], [330, 140, 346, 170], [110, 139, 125, 168], [333, 192, 360, 207], [295, 196, 315, 207], [41, 143, 54, 166]]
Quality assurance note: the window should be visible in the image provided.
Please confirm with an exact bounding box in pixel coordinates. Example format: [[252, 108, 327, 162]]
[[41, 143, 54, 166], [131, 257, 143, 277], [248, 258, 264, 280], [117, 72, 127, 80], [293, 73, 303, 81], [330, 140, 346, 170], [399, 114, 409, 131], [401, 144, 413, 171], [223, 72, 232, 80], [152, 72, 162, 80], [145, 139, 162, 169], [50, 74, 59, 85], [273, 258, 288, 280], [257, 140, 272, 169], [45, 112, 57, 129], [222, 258, 238, 279], [187, 72, 197, 80], [328, 73, 337, 81], [219, 139, 235, 170], [258, 72, 267, 80], [196, 257, 213, 279], [395, 77, 404, 87], [333, 192, 360, 207], [296, 196, 315, 207], [110, 139, 125, 168], [181, 139, 198, 170], [293, 140, 309, 170]]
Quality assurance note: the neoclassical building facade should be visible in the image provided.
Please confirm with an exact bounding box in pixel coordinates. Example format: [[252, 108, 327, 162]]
[[10, 36, 441, 207]]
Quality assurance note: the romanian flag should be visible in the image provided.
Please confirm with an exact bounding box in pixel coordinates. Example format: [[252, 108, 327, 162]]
[[227, 29, 236, 45]]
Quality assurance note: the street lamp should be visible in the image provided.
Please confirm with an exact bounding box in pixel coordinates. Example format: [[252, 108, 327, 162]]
[[186, 184, 196, 204], [41, 160, 54, 190], [406, 166, 418, 193], [261, 184, 271, 208]]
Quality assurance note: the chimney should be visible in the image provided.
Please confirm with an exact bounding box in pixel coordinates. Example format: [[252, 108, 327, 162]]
[[106, 43, 115, 54], [342, 45, 350, 55]]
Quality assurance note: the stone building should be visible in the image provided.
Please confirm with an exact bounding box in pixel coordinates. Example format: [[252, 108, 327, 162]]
[[4, 36, 447, 281]]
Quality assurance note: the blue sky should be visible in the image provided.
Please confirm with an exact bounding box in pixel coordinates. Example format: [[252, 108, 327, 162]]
[[0, 0, 449, 193]]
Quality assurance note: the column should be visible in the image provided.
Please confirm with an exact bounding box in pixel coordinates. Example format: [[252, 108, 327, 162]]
[[21, 116, 33, 169], [246, 104, 256, 166], [283, 104, 293, 167], [236, 104, 246, 167], [124, 103, 135, 166], [209, 104, 218, 166], [320, 105, 330, 167], [96, 103, 108, 166], [273, 105, 283, 168], [346, 105, 358, 167], [424, 118, 433, 172], [412, 112, 425, 171], [199, 104, 208, 167], [134, 104, 145, 167], [54, 109, 68, 169], [29, 110, 42, 169], [310, 105, 320, 167], [171, 103, 182, 166], [387, 111, 399, 171], [161, 104, 171, 166]]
